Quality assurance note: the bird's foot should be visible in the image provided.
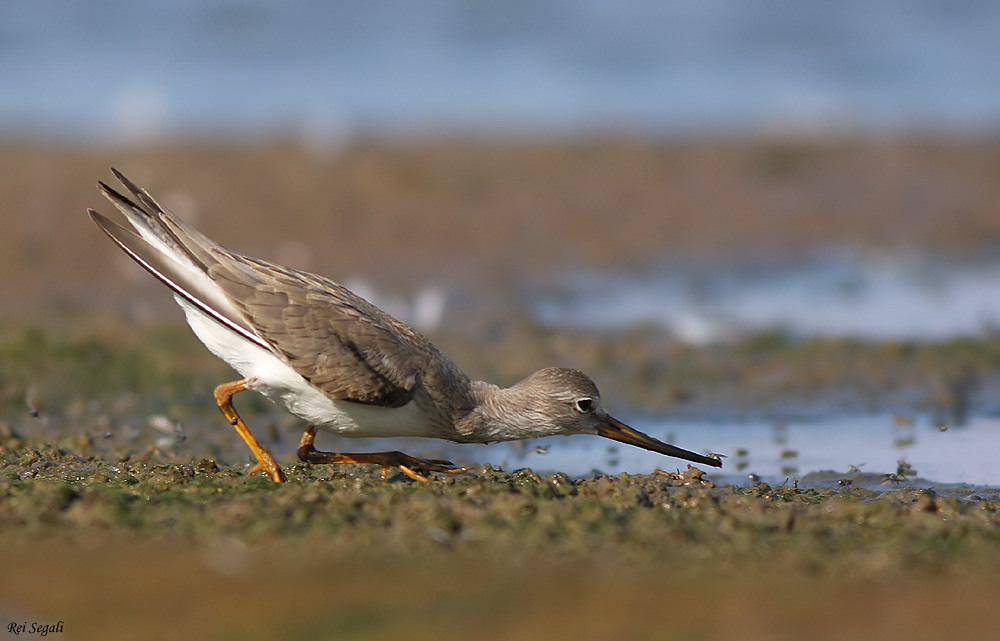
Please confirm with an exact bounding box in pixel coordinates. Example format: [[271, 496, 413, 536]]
[[246, 459, 288, 483], [214, 379, 286, 483], [297, 426, 468, 482]]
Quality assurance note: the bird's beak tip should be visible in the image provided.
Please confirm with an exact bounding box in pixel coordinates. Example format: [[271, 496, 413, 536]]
[[596, 417, 722, 468]]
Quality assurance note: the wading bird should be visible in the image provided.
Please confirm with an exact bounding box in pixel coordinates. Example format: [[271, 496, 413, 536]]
[[89, 169, 721, 482]]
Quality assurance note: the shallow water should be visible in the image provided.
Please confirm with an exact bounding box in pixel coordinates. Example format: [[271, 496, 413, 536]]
[[386, 412, 1000, 488], [16, 393, 1000, 489], [532, 252, 1000, 342]]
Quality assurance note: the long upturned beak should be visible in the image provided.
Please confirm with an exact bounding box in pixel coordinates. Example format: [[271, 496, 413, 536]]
[[596, 415, 722, 467]]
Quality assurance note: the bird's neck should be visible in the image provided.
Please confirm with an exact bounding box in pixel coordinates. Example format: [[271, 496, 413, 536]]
[[456, 379, 551, 443]]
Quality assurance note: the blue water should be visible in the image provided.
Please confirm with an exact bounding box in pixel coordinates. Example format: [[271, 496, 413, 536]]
[[531, 251, 1000, 342], [307, 413, 1000, 487], [516, 413, 1000, 487], [3, 1, 1000, 141]]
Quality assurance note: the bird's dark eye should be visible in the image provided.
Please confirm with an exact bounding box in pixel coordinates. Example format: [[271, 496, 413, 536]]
[[575, 398, 594, 413]]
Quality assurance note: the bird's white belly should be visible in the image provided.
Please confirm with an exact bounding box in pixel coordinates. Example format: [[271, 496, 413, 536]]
[[178, 298, 435, 438]]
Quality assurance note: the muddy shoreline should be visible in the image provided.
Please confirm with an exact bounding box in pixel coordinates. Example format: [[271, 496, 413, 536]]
[[2, 428, 1000, 640]]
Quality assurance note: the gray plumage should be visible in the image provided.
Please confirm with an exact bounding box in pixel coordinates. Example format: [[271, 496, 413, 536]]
[[89, 168, 721, 473]]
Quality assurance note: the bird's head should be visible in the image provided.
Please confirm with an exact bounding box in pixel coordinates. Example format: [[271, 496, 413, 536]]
[[504, 367, 722, 468]]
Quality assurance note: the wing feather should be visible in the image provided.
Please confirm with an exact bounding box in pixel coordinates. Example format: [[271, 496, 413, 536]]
[[90, 168, 466, 409]]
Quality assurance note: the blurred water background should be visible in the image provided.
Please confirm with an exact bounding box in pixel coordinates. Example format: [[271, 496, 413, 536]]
[[533, 251, 1000, 343], [2, 0, 1000, 142]]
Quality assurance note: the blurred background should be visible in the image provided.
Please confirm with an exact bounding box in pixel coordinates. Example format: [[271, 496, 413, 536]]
[[2, 0, 1000, 340], [4, 0, 1000, 141]]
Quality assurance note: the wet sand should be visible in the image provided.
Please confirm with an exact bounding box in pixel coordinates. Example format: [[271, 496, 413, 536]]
[[4, 137, 1000, 639]]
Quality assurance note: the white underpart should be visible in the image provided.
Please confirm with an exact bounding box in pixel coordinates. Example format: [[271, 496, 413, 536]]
[[177, 297, 436, 438]]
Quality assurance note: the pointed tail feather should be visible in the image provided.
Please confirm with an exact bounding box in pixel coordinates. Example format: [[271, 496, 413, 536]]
[[107, 167, 226, 272], [89, 172, 270, 353]]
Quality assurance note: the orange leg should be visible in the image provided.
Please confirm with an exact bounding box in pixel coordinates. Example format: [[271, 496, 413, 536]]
[[214, 379, 287, 483], [296, 426, 467, 482]]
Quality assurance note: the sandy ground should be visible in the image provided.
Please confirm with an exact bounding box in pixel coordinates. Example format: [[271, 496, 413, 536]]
[[3, 137, 1000, 317]]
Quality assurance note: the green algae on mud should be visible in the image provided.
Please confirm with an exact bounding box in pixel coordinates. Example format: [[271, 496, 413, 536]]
[[4, 454, 1000, 641], [5, 321, 1000, 424], [5, 323, 1000, 639], [5, 436, 1000, 641], [4, 321, 1000, 559], [3, 436, 1000, 575]]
